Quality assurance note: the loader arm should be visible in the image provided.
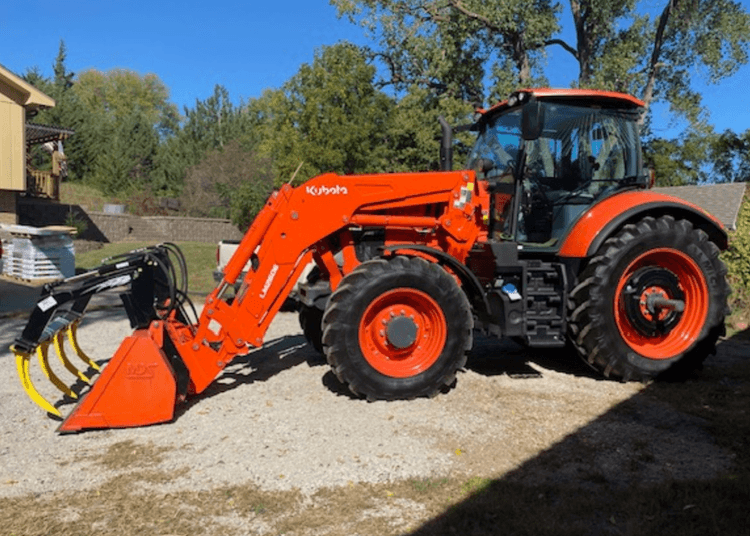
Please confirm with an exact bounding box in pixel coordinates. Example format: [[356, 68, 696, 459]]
[[169, 170, 483, 394], [13, 170, 484, 432]]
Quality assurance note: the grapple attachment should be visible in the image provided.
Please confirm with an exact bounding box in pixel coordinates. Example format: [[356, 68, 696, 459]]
[[11, 244, 192, 432], [11, 185, 327, 432]]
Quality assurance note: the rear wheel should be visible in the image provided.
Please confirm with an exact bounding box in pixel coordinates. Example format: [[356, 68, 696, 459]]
[[322, 256, 473, 400], [569, 216, 729, 381]]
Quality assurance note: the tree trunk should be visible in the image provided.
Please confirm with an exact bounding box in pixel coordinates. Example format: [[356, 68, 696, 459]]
[[641, 0, 678, 122]]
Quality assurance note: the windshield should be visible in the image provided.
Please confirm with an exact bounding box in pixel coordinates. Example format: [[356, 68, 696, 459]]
[[468, 101, 642, 245], [466, 108, 523, 181], [468, 103, 641, 189]]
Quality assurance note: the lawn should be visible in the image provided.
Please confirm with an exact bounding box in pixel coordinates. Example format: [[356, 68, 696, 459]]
[[76, 241, 218, 296]]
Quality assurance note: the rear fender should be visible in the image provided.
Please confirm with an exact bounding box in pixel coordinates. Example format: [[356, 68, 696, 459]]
[[557, 191, 728, 259]]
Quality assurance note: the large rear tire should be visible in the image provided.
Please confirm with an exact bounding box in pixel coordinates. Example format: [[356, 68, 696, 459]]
[[322, 256, 473, 400], [568, 215, 729, 381]]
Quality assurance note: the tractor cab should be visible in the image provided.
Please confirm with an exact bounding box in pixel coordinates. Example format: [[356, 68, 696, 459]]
[[467, 89, 647, 246]]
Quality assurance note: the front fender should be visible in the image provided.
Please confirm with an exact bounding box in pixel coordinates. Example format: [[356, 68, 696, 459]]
[[557, 190, 728, 258]]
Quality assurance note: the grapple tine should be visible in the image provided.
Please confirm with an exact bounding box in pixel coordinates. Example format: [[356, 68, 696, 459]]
[[53, 331, 91, 385], [11, 345, 62, 418], [67, 320, 100, 372], [37, 341, 78, 400]]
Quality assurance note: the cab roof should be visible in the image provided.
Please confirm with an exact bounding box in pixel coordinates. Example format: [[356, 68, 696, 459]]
[[479, 88, 645, 117]]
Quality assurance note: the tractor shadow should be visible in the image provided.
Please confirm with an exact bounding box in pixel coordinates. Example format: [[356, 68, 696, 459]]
[[182, 331, 605, 416], [465, 334, 603, 381], [50, 330, 608, 422], [176, 335, 331, 415]]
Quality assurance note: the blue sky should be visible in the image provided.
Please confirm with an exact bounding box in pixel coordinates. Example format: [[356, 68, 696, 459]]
[[1, 0, 748, 136]]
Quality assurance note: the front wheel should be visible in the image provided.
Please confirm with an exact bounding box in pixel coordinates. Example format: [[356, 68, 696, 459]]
[[569, 216, 729, 381], [299, 305, 324, 354], [322, 256, 473, 400]]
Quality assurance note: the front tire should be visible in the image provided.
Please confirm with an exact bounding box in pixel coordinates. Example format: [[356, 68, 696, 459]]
[[299, 304, 324, 354], [569, 216, 729, 381], [322, 256, 473, 400]]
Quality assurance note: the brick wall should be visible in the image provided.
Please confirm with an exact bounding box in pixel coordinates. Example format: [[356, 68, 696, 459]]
[[17, 198, 244, 243]]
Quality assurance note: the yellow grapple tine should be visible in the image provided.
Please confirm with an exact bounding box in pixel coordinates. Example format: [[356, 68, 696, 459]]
[[12, 345, 62, 418], [37, 341, 78, 400], [67, 321, 100, 372], [53, 331, 91, 385]]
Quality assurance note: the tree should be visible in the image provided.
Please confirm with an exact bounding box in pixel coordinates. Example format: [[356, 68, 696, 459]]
[[180, 141, 274, 230], [708, 130, 750, 183], [643, 134, 711, 186], [152, 85, 256, 195], [249, 43, 395, 182], [332, 0, 559, 105], [331, 0, 750, 126], [74, 68, 180, 137], [67, 68, 180, 194], [53, 40, 75, 91], [639, 0, 750, 124], [92, 108, 160, 195], [385, 85, 475, 172]]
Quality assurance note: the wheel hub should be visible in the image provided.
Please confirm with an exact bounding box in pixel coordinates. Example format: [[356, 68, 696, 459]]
[[622, 266, 684, 337], [358, 288, 447, 378], [386, 316, 418, 349]]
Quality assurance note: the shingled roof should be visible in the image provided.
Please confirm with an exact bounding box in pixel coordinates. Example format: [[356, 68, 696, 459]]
[[652, 182, 748, 231]]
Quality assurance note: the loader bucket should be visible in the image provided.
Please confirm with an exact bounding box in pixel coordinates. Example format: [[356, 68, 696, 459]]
[[57, 326, 178, 433]]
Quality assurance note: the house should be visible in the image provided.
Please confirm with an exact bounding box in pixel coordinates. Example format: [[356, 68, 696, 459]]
[[0, 63, 72, 224], [654, 182, 748, 231]]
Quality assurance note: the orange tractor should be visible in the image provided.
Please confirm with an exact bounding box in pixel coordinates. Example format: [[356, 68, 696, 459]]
[[11, 89, 730, 432]]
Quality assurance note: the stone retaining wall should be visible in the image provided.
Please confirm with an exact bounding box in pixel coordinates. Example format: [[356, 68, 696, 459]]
[[17, 198, 244, 243]]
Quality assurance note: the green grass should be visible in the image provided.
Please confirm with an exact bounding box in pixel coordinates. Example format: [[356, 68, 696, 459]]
[[76, 241, 217, 296], [59, 182, 114, 212]]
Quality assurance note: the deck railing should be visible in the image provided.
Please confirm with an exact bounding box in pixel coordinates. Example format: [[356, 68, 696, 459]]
[[26, 168, 59, 200]]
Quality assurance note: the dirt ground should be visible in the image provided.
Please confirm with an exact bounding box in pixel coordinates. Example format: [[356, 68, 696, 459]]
[[0, 308, 748, 535]]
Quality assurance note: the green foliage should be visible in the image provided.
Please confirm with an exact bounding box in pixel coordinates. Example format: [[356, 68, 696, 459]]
[[653, 0, 750, 123], [710, 129, 750, 183], [24, 43, 100, 183], [250, 43, 395, 182], [723, 188, 750, 315], [152, 85, 256, 193], [73, 68, 179, 136], [332, 0, 750, 130], [91, 108, 160, 195], [643, 133, 712, 186], [25, 56, 180, 197], [64, 207, 88, 237], [332, 0, 559, 106], [219, 178, 274, 231], [180, 141, 273, 231], [73, 68, 180, 196], [386, 86, 475, 172]]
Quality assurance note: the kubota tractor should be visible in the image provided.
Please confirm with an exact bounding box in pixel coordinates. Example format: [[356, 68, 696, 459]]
[[12, 88, 730, 432]]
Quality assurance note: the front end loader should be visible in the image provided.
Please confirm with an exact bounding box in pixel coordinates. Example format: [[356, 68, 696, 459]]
[[11, 88, 731, 432]]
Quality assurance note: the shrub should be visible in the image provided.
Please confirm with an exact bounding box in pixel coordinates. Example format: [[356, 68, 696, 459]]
[[722, 186, 750, 323]]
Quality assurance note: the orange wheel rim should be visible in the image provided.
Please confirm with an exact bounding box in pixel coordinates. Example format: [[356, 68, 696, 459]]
[[358, 288, 447, 378], [614, 248, 709, 359]]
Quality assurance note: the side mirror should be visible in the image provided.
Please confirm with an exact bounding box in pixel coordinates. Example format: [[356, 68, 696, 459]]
[[521, 97, 545, 141]]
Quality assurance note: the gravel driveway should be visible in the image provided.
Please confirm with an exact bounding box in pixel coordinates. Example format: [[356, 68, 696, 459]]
[[1, 304, 740, 505]]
